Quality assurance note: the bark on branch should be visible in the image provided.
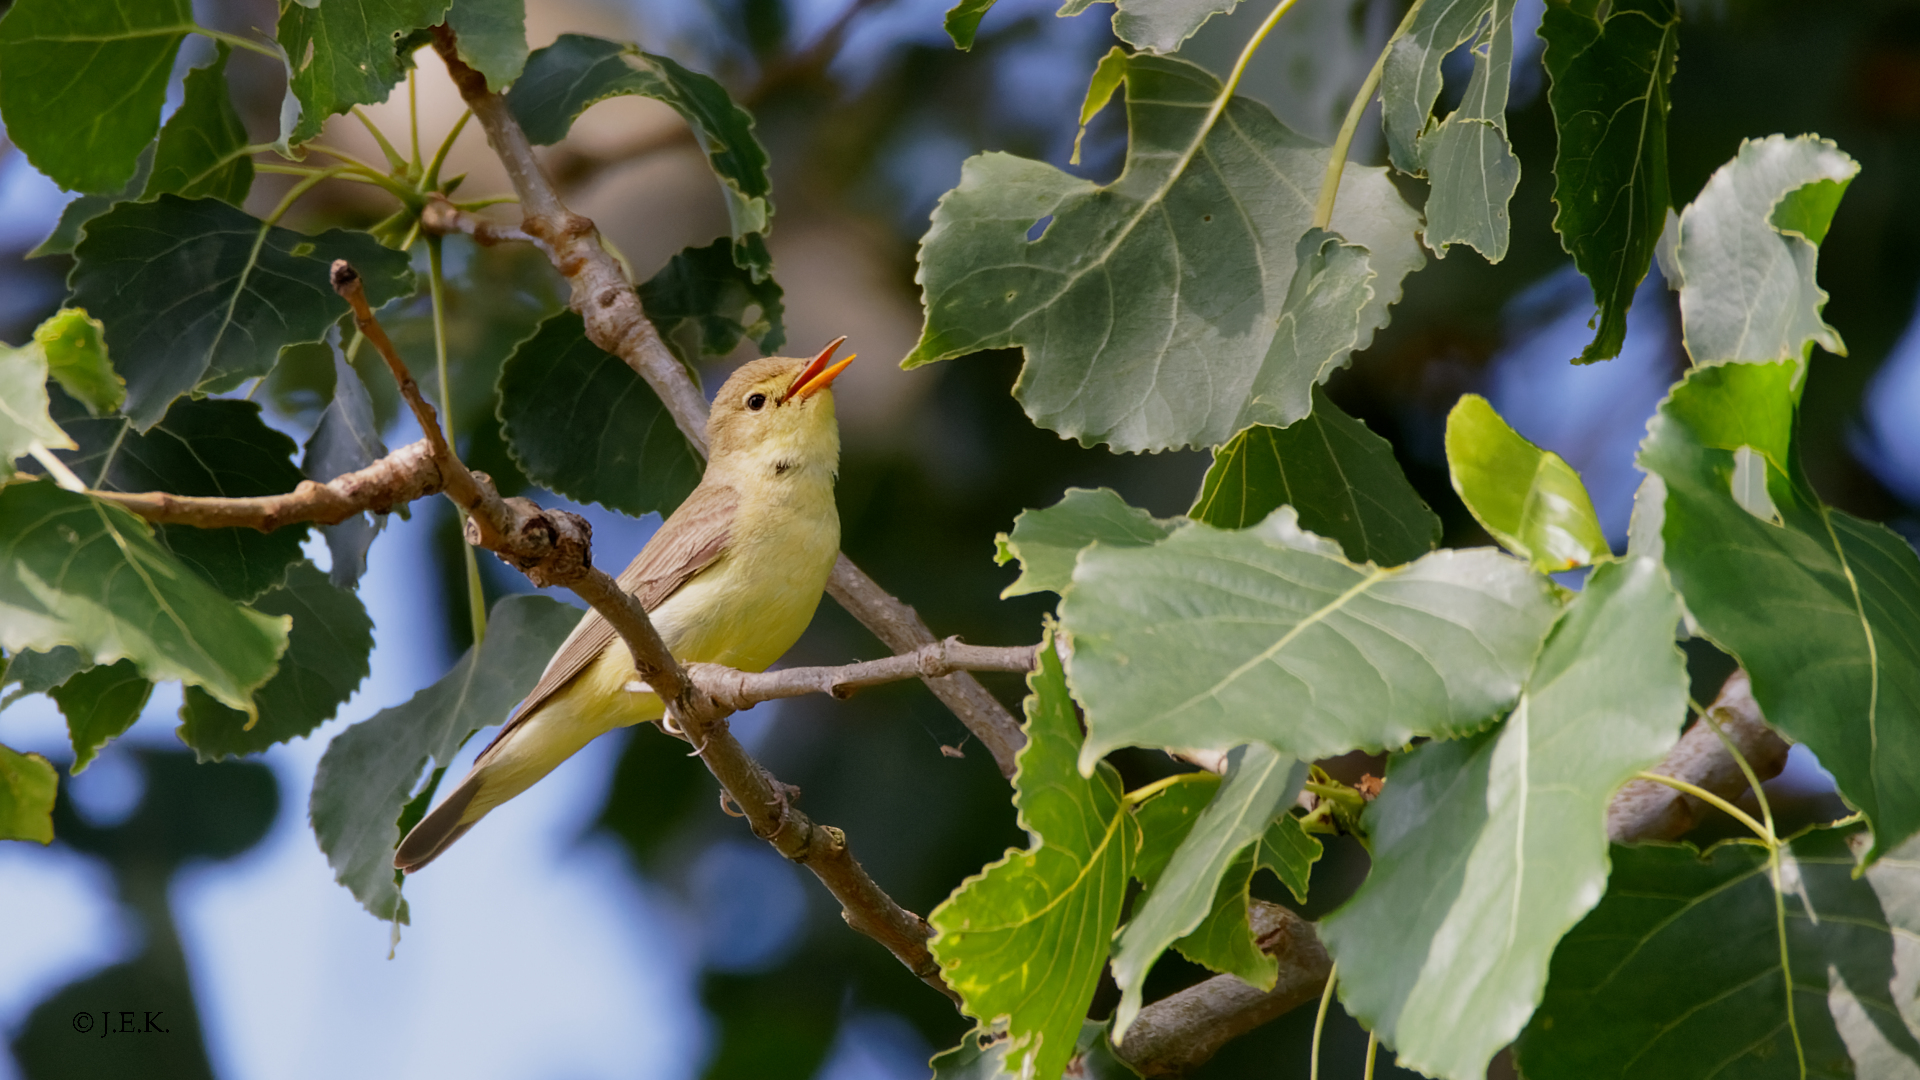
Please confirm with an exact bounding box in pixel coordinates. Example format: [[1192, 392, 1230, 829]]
[[91, 438, 443, 529], [427, 28, 1029, 779]]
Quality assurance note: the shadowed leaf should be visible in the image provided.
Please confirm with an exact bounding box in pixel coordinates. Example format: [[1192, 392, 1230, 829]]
[[144, 43, 253, 204], [52, 659, 152, 774], [277, 0, 452, 145], [994, 488, 1178, 599]]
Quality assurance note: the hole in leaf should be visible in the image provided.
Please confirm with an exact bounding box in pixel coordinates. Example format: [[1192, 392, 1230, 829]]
[[1202, 214, 1213, 223], [291, 242, 316, 258], [1026, 215, 1054, 242]]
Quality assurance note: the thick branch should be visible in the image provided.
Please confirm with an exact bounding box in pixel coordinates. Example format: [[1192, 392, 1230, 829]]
[[428, 30, 1028, 778], [1607, 669, 1790, 843], [92, 438, 443, 529]]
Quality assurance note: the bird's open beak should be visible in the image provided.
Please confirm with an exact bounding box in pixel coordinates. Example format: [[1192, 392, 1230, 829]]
[[785, 336, 855, 402]]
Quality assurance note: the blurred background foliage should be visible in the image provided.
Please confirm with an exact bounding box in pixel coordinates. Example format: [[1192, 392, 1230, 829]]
[[3, 0, 1919, 1077]]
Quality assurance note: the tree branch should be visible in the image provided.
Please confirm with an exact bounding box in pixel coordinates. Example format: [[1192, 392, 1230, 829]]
[[419, 194, 543, 249], [427, 28, 1028, 778], [90, 438, 444, 529], [1606, 668, 1789, 843], [682, 639, 1038, 712]]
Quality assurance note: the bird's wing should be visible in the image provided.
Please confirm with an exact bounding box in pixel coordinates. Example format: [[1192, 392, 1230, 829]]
[[489, 482, 739, 740]]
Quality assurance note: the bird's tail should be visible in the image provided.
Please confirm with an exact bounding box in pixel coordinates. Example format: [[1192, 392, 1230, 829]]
[[394, 770, 483, 873]]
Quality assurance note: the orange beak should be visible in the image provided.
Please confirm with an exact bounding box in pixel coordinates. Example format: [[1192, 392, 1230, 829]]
[[784, 336, 855, 403]]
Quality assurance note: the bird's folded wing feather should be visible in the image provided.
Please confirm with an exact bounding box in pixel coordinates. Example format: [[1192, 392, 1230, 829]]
[[483, 482, 739, 747]]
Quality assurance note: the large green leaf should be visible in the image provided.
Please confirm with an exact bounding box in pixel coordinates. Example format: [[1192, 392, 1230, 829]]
[[302, 349, 388, 589], [1516, 826, 1920, 1079], [639, 239, 786, 361], [179, 563, 373, 761], [1056, 0, 1241, 54], [445, 0, 528, 91], [45, 390, 308, 602], [1192, 388, 1439, 566], [1112, 744, 1304, 1038], [906, 52, 1423, 453], [1380, 0, 1520, 260], [310, 594, 577, 921], [1062, 509, 1560, 768], [1445, 394, 1609, 571], [929, 637, 1134, 1080], [1237, 228, 1383, 432], [277, 0, 452, 145], [0, 480, 288, 716], [1541, 0, 1680, 363], [0, 338, 73, 482], [994, 488, 1177, 599], [1321, 557, 1688, 1080], [1673, 135, 1857, 368], [51, 659, 152, 773], [27, 145, 153, 259], [496, 310, 704, 518], [0, 0, 192, 193], [34, 309, 123, 418], [508, 36, 775, 280], [144, 43, 254, 204], [69, 194, 415, 429], [0, 742, 57, 843], [1640, 361, 1920, 864]]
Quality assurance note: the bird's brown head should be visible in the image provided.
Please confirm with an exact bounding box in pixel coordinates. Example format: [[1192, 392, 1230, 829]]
[[704, 337, 852, 478]]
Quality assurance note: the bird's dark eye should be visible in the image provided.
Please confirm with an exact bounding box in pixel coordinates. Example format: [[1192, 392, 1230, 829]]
[[746, 392, 768, 411]]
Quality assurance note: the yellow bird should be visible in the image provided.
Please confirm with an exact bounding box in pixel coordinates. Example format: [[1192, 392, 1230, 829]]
[[395, 339, 855, 872]]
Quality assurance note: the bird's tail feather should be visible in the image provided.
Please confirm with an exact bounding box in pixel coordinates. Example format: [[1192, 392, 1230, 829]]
[[395, 772, 482, 873]]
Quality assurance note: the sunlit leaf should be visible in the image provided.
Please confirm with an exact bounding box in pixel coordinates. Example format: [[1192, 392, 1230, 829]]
[[0, 0, 192, 193], [1112, 744, 1304, 1037], [0, 338, 72, 482], [179, 563, 373, 761], [0, 742, 57, 843], [508, 36, 775, 279], [45, 390, 308, 602], [994, 488, 1177, 599], [1639, 360, 1920, 864], [277, 0, 453, 145], [309, 594, 577, 921], [1192, 387, 1439, 566], [1445, 394, 1609, 570], [0, 480, 288, 716], [929, 636, 1134, 1080], [496, 310, 704, 518], [69, 194, 415, 428], [51, 659, 152, 774], [1516, 825, 1920, 1079], [446, 0, 528, 90], [1541, 0, 1680, 363], [1238, 228, 1382, 432], [1063, 508, 1560, 768], [1674, 135, 1858, 368], [1322, 557, 1688, 1080], [144, 43, 254, 204], [907, 53, 1423, 453], [33, 309, 123, 418]]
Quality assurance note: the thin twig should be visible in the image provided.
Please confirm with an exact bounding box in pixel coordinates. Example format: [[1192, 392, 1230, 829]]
[[90, 438, 444, 528], [420, 194, 543, 249], [684, 640, 1038, 712]]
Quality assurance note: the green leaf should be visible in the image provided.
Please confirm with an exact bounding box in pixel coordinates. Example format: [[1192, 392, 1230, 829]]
[[1062, 509, 1561, 767], [1640, 361, 1920, 864], [179, 563, 373, 761], [1192, 388, 1439, 566], [1380, 0, 1520, 260], [993, 488, 1177, 599], [1321, 557, 1688, 1080], [69, 194, 416, 429], [1237, 228, 1382, 432], [1112, 745, 1304, 1038], [27, 143, 154, 258], [1674, 135, 1858, 368], [45, 391, 309, 602], [277, 0, 452, 145], [508, 36, 775, 279], [1131, 774, 1221, 888], [50, 659, 152, 774], [930, 636, 1135, 1080], [0, 742, 57, 843], [496, 310, 704, 518], [34, 309, 124, 417], [932, 1020, 1135, 1080], [1541, 0, 1680, 363], [446, 0, 528, 90], [309, 594, 578, 921], [2, 647, 90, 707], [1516, 825, 1920, 1080], [1256, 811, 1321, 902], [0, 338, 74, 482], [639, 238, 786, 361], [1060, 0, 1242, 54], [1445, 394, 1609, 571], [942, 0, 997, 50], [144, 43, 254, 204], [0, 481, 288, 716], [0, 0, 192, 193], [906, 53, 1423, 453], [302, 349, 388, 589]]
